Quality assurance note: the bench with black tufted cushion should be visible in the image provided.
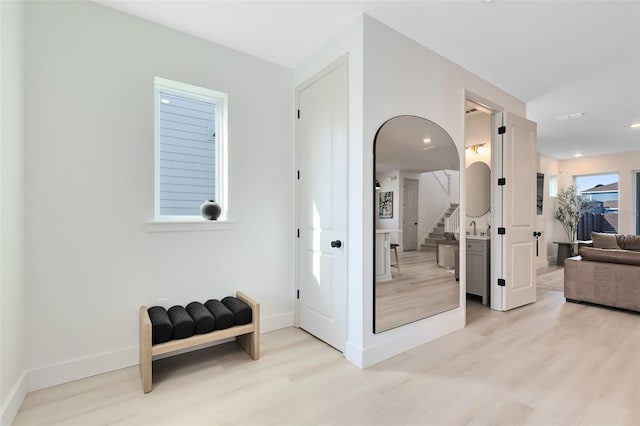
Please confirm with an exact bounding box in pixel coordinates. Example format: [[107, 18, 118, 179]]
[[139, 292, 260, 393]]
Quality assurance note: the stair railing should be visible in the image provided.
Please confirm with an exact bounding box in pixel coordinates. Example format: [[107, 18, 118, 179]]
[[444, 205, 460, 233]]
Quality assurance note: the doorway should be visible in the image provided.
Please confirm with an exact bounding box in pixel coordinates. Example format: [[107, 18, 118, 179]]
[[464, 95, 538, 317], [464, 100, 493, 319], [403, 178, 419, 251], [295, 58, 348, 352]]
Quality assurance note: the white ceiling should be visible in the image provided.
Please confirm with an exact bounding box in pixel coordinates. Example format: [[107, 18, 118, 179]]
[[97, 0, 640, 160], [376, 115, 459, 174]]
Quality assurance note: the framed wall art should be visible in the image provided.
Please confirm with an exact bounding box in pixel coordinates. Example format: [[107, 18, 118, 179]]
[[379, 191, 393, 219]]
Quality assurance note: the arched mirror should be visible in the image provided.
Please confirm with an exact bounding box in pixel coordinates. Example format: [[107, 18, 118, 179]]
[[465, 161, 491, 217], [374, 115, 460, 333]]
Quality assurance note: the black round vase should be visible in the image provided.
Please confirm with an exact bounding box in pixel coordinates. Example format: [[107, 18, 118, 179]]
[[200, 200, 221, 221]]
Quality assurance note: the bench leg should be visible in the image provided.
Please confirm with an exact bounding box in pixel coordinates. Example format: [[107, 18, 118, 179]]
[[235, 292, 260, 360], [140, 346, 152, 393], [237, 331, 260, 360], [140, 307, 153, 393]]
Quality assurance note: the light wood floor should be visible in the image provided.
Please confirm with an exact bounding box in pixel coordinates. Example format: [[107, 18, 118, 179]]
[[376, 249, 459, 333], [14, 288, 640, 426]]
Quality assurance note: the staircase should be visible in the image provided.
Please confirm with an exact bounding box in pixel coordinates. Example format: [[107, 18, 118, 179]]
[[421, 203, 459, 251]]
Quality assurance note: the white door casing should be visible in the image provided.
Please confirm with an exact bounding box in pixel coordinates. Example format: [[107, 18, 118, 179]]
[[403, 179, 418, 251], [491, 112, 537, 311], [295, 58, 348, 352]]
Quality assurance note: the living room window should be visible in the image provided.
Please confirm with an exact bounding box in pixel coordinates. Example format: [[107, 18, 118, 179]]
[[576, 173, 619, 238], [154, 77, 228, 221]]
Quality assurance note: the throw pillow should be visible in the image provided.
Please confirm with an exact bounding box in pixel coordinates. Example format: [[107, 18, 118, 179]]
[[616, 234, 640, 251], [591, 231, 620, 249]]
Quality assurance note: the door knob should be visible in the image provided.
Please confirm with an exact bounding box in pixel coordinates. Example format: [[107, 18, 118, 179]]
[[331, 240, 342, 248]]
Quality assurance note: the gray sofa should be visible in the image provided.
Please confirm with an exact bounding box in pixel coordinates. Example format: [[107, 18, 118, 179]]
[[564, 233, 640, 312]]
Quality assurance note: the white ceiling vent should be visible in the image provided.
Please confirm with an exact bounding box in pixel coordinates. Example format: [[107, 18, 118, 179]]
[[556, 112, 586, 121]]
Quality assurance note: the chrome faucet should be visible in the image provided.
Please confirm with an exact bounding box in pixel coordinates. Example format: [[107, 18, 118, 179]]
[[470, 221, 477, 236]]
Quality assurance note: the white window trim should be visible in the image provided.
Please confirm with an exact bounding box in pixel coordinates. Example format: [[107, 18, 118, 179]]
[[146, 218, 236, 232], [152, 77, 229, 229]]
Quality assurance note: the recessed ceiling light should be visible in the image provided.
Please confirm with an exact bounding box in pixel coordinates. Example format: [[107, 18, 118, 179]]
[[160, 98, 171, 104], [574, 153, 582, 158], [423, 138, 431, 143], [630, 123, 640, 128]]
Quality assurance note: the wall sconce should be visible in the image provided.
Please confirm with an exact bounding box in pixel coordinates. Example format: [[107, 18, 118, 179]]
[[466, 143, 486, 155]]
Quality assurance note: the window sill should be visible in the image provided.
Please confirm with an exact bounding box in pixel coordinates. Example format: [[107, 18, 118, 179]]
[[146, 218, 236, 232]]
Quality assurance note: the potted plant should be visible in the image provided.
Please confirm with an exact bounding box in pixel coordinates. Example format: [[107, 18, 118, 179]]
[[554, 185, 592, 243]]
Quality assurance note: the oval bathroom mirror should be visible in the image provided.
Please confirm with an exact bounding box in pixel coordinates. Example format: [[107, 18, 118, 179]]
[[374, 115, 460, 333], [465, 161, 491, 217]]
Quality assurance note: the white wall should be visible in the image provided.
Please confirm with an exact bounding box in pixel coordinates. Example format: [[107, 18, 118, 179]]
[[557, 151, 640, 235], [0, 1, 27, 424], [24, 1, 293, 391], [538, 155, 560, 267], [449, 169, 461, 206], [360, 16, 526, 366]]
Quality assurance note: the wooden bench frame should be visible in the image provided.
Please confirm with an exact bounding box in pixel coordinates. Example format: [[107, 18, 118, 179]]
[[139, 291, 260, 393]]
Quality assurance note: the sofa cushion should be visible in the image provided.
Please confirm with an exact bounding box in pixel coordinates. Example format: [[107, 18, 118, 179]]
[[578, 247, 640, 266], [616, 234, 640, 251], [591, 231, 620, 249]]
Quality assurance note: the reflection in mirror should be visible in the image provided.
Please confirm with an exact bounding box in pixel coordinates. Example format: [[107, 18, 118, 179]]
[[374, 116, 460, 333], [465, 162, 491, 217]]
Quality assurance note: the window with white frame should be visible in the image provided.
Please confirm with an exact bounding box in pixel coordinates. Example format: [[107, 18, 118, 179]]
[[549, 175, 558, 197], [154, 77, 227, 219]]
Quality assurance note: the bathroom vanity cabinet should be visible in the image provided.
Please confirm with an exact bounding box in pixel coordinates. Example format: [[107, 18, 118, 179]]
[[466, 237, 490, 304]]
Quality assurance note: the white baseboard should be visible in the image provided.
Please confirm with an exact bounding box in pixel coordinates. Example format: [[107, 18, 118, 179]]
[[359, 309, 465, 368], [1, 372, 27, 426], [344, 341, 365, 368], [262, 311, 294, 333], [26, 311, 294, 393], [536, 257, 550, 269], [27, 345, 139, 392]]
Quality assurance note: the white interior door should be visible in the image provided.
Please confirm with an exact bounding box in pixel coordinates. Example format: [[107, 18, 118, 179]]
[[295, 59, 347, 352], [492, 112, 537, 311], [403, 179, 418, 251]]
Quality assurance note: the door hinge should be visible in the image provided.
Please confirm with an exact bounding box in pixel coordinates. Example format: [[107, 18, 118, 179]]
[[498, 126, 506, 135], [297, 170, 300, 180], [498, 278, 506, 287], [297, 289, 300, 299], [498, 227, 506, 235], [297, 109, 300, 119], [498, 178, 506, 186], [297, 228, 300, 238]]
